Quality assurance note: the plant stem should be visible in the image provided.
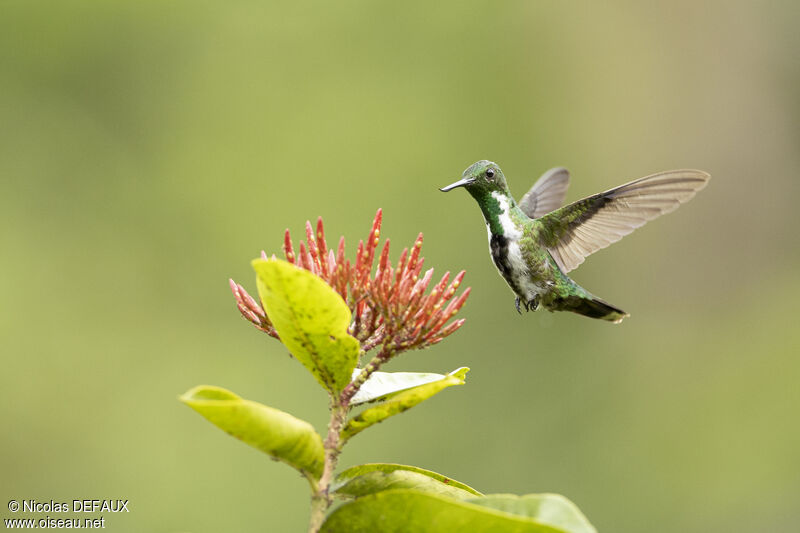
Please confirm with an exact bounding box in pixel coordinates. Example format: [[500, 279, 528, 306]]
[[307, 400, 349, 533], [339, 345, 395, 405], [307, 492, 328, 533], [307, 344, 396, 532]]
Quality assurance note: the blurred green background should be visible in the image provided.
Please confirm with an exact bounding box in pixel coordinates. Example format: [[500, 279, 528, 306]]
[[2, 1, 799, 532]]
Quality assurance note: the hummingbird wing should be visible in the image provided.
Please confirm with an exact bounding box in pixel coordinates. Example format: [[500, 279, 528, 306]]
[[518, 167, 571, 219], [537, 169, 710, 273]]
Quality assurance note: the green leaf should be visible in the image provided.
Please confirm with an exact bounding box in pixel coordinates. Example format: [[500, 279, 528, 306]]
[[341, 368, 468, 442], [331, 463, 482, 500], [252, 258, 359, 394], [350, 367, 470, 405], [321, 489, 595, 533], [466, 494, 596, 533], [180, 385, 325, 479]]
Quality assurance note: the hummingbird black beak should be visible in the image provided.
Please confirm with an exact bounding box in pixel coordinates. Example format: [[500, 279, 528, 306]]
[[439, 177, 474, 192]]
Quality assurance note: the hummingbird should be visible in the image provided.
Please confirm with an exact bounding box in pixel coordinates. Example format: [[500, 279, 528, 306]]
[[440, 161, 710, 323]]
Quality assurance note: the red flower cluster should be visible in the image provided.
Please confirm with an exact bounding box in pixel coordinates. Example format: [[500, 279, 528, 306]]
[[230, 209, 470, 352]]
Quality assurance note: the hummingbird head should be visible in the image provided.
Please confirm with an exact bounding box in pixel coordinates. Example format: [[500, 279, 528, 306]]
[[439, 160, 510, 200]]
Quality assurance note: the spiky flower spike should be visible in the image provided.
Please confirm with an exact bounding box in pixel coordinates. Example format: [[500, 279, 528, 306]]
[[229, 209, 470, 354]]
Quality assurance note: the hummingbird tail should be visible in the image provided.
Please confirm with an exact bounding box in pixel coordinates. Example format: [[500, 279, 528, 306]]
[[551, 294, 629, 323]]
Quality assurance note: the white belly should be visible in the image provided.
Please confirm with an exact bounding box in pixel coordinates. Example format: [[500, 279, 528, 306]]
[[484, 191, 552, 301], [486, 225, 546, 300]]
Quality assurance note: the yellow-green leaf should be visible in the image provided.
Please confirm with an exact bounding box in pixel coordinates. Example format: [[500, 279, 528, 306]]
[[341, 368, 468, 442], [252, 258, 359, 394], [331, 463, 482, 500], [180, 385, 324, 479], [321, 489, 595, 532], [350, 367, 469, 405], [465, 494, 596, 533]]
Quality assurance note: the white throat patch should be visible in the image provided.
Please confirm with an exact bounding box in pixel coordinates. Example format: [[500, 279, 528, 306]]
[[490, 191, 522, 240]]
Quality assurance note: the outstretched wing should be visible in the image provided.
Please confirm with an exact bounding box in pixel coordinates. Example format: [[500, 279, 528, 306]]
[[518, 167, 571, 219], [537, 169, 711, 273]]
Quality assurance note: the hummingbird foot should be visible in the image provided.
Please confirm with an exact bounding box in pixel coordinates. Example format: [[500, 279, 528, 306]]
[[516, 296, 539, 313]]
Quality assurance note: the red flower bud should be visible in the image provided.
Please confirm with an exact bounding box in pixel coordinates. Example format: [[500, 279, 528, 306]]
[[229, 209, 470, 352]]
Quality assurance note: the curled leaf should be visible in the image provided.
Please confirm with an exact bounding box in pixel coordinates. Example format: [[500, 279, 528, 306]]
[[341, 368, 468, 442], [180, 385, 325, 479], [350, 367, 469, 405]]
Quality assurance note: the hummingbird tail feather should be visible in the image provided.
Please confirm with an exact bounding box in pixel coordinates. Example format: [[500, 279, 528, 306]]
[[551, 294, 629, 323]]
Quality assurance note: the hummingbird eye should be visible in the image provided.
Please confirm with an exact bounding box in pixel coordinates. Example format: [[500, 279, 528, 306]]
[[486, 168, 495, 180]]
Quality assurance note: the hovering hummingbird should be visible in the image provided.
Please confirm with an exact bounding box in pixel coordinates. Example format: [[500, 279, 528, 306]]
[[440, 161, 710, 323]]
